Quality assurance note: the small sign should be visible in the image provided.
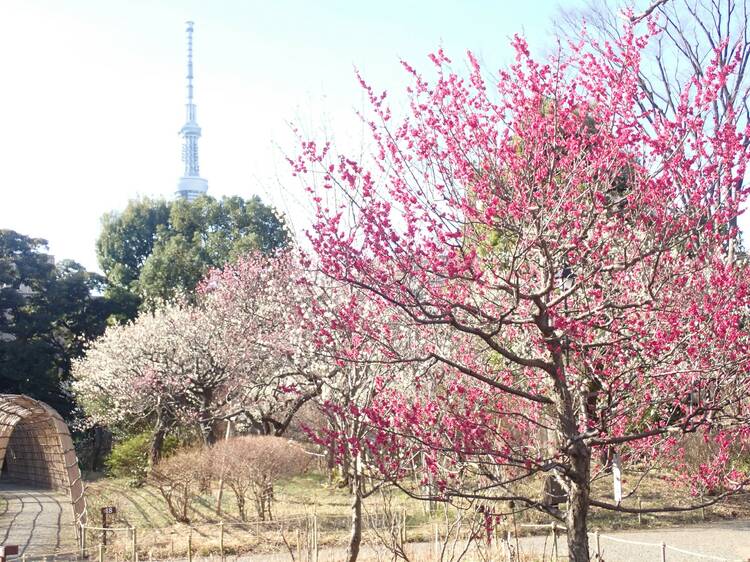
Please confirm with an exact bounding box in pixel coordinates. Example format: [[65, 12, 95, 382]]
[[612, 452, 623, 504], [100, 506, 117, 515], [0, 545, 20, 555]]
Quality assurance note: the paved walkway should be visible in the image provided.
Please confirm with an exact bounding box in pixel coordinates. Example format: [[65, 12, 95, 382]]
[[229, 519, 750, 561], [517, 520, 750, 561], [0, 481, 78, 558], [1, 491, 742, 562]]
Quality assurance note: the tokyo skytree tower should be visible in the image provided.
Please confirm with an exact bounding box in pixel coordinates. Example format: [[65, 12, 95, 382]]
[[175, 21, 208, 201]]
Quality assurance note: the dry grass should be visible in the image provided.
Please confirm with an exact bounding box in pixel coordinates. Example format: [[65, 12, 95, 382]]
[[83, 471, 434, 558], [81, 468, 750, 559], [588, 470, 750, 530]]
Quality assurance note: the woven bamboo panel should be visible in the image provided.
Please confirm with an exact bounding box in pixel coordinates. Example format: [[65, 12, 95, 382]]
[[0, 394, 88, 533], [5, 419, 68, 488]]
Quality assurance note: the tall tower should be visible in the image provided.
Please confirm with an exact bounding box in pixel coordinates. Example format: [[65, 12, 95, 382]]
[[175, 21, 208, 201]]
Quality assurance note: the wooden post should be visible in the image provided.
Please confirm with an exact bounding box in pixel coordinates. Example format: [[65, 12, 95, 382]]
[[306, 515, 311, 562], [638, 498, 643, 525], [131, 527, 137, 561], [434, 524, 439, 557], [595, 530, 601, 560], [661, 541, 667, 562], [551, 522, 558, 561], [219, 521, 225, 561], [401, 507, 407, 546], [505, 530, 512, 562], [296, 527, 301, 562], [188, 527, 193, 562], [102, 510, 108, 547], [313, 514, 319, 562], [81, 523, 87, 558], [98, 544, 104, 562], [510, 504, 520, 559]]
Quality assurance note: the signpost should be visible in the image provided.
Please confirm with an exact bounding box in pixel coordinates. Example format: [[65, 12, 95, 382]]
[[0, 545, 19, 562], [101, 506, 117, 547]]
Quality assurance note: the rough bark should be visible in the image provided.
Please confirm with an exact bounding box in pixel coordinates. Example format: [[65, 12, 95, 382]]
[[341, 453, 352, 490], [199, 391, 216, 445], [326, 439, 336, 485], [346, 481, 363, 562], [237, 494, 246, 521], [547, 328, 591, 562], [566, 441, 592, 562], [201, 423, 216, 445], [542, 473, 567, 506], [89, 426, 111, 472], [149, 422, 167, 467]]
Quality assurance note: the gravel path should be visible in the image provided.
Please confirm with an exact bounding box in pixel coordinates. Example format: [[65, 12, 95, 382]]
[[224, 519, 750, 561], [0, 482, 78, 558]]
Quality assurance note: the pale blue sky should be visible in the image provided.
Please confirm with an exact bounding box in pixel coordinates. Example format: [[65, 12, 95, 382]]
[[0, 0, 581, 271]]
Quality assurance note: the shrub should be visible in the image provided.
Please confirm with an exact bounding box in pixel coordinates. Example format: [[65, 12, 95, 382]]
[[105, 431, 178, 485], [211, 436, 310, 520], [149, 447, 205, 523]]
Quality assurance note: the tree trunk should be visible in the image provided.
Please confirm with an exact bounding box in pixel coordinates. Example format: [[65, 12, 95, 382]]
[[326, 440, 336, 485], [340, 453, 351, 489], [90, 426, 111, 472], [547, 345, 591, 561], [199, 389, 216, 445], [199, 404, 215, 445], [565, 441, 591, 562], [542, 473, 566, 506], [200, 421, 216, 445], [266, 483, 274, 520], [346, 485, 363, 562], [237, 495, 246, 521], [149, 423, 167, 467]]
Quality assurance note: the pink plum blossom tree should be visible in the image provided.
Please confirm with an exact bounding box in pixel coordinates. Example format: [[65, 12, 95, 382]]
[[204, 252, 424, 561], [308, 292, 427, 562], [199, 252, 328, 436], [203, 252, 392, 560], [292, 20, 750, 561]]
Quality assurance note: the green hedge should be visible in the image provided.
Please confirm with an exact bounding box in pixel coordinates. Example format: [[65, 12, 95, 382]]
[[106, 431, 178, 485]]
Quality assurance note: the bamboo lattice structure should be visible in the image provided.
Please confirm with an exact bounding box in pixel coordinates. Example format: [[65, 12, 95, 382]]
[[0, 394, 87, 536]]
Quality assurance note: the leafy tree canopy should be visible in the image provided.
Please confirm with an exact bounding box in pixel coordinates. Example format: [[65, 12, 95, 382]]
[[96, 194, 289, 310], [0, 230, 115, 417]]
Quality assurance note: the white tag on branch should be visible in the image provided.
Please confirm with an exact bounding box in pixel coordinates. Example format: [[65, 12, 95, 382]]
[[613, 452, 623, 504]]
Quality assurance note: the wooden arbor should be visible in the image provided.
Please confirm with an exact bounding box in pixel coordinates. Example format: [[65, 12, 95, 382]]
[[0, 394, 87, 534]]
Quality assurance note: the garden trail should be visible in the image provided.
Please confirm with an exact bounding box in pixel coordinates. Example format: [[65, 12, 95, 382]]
[[0, 481, 78, 558], [233, 518, 750, 562]]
